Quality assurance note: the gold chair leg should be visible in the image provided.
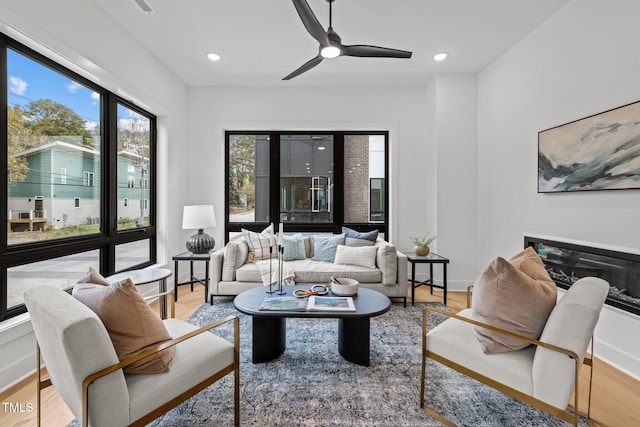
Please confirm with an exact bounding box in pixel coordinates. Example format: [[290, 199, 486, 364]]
[[36, 345, 41, 427]]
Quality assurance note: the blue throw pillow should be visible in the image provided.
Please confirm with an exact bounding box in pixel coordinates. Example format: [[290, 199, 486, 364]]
[[342, 227, 378, 247], [312, 234, 346, 262], [283, 233, 306, 261]]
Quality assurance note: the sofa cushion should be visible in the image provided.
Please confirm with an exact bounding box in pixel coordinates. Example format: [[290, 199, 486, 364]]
[[342, 227, 378, 247], [289, 259, 382, 283], [334, 245, 377, 269], [375, 239, 398, 285], [72, 278, 174, 374], [312, 234, 345, 262], [283, 233, 306, 261], [222, 238, 249, 281], [304, 236, 314, 258], [472, 247, 557, 354], [235, 262, 263, 283], [242, 225, 277, 263]]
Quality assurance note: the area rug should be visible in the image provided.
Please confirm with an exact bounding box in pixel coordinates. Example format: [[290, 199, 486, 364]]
[[144, 300, 591, 427]]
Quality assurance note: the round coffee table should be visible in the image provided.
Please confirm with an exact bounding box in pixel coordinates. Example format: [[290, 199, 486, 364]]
[[233, 285, 391, 366]]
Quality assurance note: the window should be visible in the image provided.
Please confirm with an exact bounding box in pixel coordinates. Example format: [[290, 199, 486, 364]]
[[83, 171, 94, 186], [225, 131, 388, 240], [117, 102, 153, 230], [1, 34, 157, 321]]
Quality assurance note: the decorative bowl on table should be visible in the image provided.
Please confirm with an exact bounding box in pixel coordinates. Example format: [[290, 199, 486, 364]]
[[330, 277, 359, 296]]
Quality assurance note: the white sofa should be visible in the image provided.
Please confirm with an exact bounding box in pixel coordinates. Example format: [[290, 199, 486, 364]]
[[209, 236, 408, 305]]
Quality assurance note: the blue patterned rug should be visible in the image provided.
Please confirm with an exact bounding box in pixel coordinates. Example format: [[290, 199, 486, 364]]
[[141, 299, 592, 427]]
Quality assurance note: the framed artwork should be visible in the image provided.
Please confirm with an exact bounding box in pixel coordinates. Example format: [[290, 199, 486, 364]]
[[538, 100, 640, 193]]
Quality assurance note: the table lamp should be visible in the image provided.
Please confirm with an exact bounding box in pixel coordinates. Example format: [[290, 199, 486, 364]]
[[182, 205, 216, 254]]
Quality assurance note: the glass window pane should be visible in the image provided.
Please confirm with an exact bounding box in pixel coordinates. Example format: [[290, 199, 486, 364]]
[[228, 134, 270, 223], [7, 250, 100, 309], [7, 48, 101, 245], [115, 239, 151, 271], [117, 103, 152, 230], [344, 135, 386, 223], [280, 135, 333, 223]]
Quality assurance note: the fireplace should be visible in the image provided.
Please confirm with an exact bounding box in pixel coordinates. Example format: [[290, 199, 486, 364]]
[[524, 235, 640, 316]]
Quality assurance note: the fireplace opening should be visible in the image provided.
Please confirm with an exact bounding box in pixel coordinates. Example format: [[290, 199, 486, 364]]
[[524, 235, 640, 316]]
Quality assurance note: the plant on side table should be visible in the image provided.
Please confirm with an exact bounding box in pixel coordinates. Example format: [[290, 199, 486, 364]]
[[410, 232, 437, 256]]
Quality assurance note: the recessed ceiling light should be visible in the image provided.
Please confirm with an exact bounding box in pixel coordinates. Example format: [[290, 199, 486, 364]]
[[433, 52, 448, 61], [206, 52, 221, 62]]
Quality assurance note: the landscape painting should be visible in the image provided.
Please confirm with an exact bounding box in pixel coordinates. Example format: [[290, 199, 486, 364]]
[[538, 101, 640, 192]]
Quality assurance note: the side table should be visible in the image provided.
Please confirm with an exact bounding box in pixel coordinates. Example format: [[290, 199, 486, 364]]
[[172, 251, 211, 303], [403, 252, 450, 306], [106, 267, 172, 319]]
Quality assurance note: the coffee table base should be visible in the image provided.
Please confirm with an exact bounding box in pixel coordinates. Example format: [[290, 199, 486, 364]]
[[251, 317, 371, 366]]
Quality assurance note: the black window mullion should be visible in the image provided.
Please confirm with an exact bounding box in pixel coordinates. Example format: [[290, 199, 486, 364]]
[[269, 133, 281, 227], [333, 133, 345, 232]]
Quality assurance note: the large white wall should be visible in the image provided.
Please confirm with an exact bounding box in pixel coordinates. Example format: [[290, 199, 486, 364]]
[[0, 0, 189, 392], [477, 0, 640, 378], [187, 85, 433, 252]]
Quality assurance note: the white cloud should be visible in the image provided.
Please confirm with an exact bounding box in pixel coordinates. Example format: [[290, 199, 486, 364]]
[[9, 76, 27, 95], [67, 81, 82, 93], [91, 92, 100, 101], [84, 121, 99, 132]]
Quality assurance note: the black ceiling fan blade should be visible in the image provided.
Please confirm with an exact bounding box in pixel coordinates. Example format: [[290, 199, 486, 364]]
[[292, 0, 329, 46], [342, 44, 412, 59], [283, 55, 324, 80]]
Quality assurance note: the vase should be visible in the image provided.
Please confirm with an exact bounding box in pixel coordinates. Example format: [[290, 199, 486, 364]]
[[414, 245, 429, 256]]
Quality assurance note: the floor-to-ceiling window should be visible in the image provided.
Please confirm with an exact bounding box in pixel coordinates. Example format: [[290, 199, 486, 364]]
[[225, 131, 388, 240], [1, 34, 157, 321]]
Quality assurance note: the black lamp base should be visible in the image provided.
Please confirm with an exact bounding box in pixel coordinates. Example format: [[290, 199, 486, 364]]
[[186, 229, 215, 254]]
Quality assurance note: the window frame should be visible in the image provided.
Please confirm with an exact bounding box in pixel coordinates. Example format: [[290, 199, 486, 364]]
[[224, 131, 389, 242], [0, 33, 158, 321]]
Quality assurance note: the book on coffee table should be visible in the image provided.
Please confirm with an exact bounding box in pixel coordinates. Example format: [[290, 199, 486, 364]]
[[259, 296, 308, 311], [307, 296, 356, 311]]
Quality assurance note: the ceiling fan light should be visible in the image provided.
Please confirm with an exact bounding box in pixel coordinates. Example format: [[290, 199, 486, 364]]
[[206, 52, 221, 62], [433, 52, 448, 61], [321, 46, 341, 59]]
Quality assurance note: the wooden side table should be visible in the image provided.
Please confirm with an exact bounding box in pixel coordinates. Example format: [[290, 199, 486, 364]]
[[107, 267, 172, 319], [172, 251, 211, 303], [403, 252, 450, 306]]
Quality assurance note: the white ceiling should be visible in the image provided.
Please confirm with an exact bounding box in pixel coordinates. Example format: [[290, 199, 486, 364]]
[[91, 0, 569, 87]]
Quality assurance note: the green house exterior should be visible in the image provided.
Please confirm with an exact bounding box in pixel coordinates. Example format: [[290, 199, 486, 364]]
[[9, 141, 149, 229]]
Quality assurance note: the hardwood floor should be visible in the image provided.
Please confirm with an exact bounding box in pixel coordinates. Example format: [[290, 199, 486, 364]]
[[1, 285, 638, 426]]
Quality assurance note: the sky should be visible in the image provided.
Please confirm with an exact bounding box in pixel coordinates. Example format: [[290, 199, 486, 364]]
[[7, 48, 101, 132], [6, 47, 150, 135]]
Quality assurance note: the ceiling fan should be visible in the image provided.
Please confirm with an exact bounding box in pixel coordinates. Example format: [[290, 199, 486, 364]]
[[283, 0, 412, 80]]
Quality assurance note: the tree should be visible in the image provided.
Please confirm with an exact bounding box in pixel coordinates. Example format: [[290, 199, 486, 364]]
[[7, 106, 39, 182], [23, 99, 94, 148], [229, 135, 256, 208]]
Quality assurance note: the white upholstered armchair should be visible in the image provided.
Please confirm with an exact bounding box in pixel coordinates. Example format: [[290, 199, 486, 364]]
[[420, 276, 609, 426], [24, 286, 240, 426]]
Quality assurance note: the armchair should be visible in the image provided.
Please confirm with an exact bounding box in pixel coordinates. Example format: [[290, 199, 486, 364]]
[[24, 286, 240, 427], [420, 276, 609, 426]]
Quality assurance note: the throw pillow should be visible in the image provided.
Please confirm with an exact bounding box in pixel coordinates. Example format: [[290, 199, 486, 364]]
[[471, 247, 557, 354], [312, 234, 345, 262], [342, 227, 378, 247], [334, 245, 378, 269], [72, 278, 174, 374], [283, 233, 306, 261], [242, 224, 277, 263]]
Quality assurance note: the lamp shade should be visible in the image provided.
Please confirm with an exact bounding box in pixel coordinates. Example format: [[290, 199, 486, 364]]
[[182, 205, 216, 230]]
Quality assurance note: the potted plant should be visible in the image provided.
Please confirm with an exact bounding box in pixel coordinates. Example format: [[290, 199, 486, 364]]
[[410, 232, 437, 256]]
